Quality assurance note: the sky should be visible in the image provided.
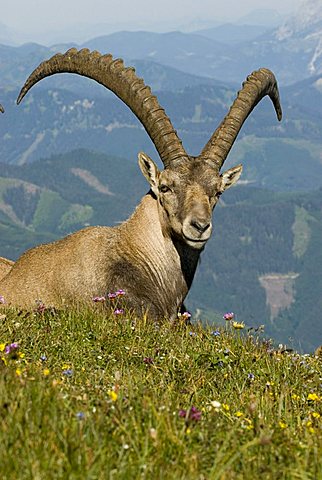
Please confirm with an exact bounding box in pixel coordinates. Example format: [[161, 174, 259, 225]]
[[2, 0, 303, 36]]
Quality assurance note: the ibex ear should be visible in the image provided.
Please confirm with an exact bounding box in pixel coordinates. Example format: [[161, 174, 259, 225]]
[[138, 152, 160, 196], [220, 164, 243, 191]]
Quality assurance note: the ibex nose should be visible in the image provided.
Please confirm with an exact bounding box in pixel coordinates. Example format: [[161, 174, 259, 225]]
[[191, 219, 211, 234]]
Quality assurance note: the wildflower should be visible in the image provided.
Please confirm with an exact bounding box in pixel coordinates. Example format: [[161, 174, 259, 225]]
[[223, 312, 234, 321], [312, 412, 321, 419], [5, 342, 19, 354], [209, 400, 221, 410], [292, 393, 300, 401], [76, 412, 85, 420], [40, 355, 47, 362], [279, 421, 287, 429], [35, 301, 46, 313], [15, 368, 22, 376], [115, 289, 125, 296], [113, 308, 124, 315], [143, 357, 154, 365], [0, 343, 5, 352], [306, 420, 315, 433], [108, 390, 118, 402], [179, 406, 202, 422], [189, 331, 197, 337], [235, 411, 244, 418], [211, 330, 221, 336], [0, 295, 5, 304], [222, 404, 230, 411], [108, 292, 117, 299], [43, 369, 50, 376], [232, 321, 244, 330], [92, 296, 106, 303], [308, 393, 320, 402], [62, 369, 73, 377], [247, 373, 255, 380]]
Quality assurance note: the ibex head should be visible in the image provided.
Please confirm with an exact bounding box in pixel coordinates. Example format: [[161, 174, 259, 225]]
[[138, 152, 242, 248], [17, 49, 282, 251], [0, 104, 4, 113]]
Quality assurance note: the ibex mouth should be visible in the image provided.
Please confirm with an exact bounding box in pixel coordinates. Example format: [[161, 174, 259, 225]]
[[182, 234, 209, 249]]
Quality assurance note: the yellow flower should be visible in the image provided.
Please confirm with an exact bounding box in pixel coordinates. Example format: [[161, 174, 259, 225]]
[[222, 404, 230, 411], [279, 421, 287, 429], [308, 393, 320, 402], [232, 322, 244, 330], [235, 411, 244, 418], [292, 394, 300, 400], [306, 421, 315, 433], [0, 343, 5, 352], [108, 390, 118, 402], [186, 428, 191, 435], [18, 352, 25, 359], [312, 412, 320, 419], [1, 356, 7, 366], [43, 369, 50, 376], [15, 368, 22, 376]]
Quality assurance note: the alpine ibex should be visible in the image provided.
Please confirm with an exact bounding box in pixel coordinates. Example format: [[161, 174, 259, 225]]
[[0, 49, 282, 319]]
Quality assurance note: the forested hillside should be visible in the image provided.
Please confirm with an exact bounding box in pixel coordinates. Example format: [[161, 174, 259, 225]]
[[0, 150, 321, 352]]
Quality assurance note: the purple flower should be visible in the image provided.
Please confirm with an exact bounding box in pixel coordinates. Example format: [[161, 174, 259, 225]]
[[143, 357, 154, 365], [248, 373, 255, 380], [62, 369, 73, 377], [108, 292, 117, 299], [116, 289, 125, 296], [189, 331, 197, 337], [5, 342, 19, 355], [190, 406, 202, 421], [35, 300, 46, 313], [92, 296, 106, 303], [179, 406, 202, 422], [40, 355, 47, 362], [211, 330, 221, 336], [113, 309, 124, 315], [76, 412, 85, 420], [223, 312, 234, 321], [0, 295, 5, 304]]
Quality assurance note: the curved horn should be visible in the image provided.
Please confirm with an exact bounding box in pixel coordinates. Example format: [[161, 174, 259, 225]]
[[200, 68, 282, 170], [17, 48, 188, 167], [0, 105, 4, 113]]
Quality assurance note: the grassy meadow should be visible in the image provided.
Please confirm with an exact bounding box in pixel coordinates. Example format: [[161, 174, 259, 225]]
[[0, 301, 322, 479]]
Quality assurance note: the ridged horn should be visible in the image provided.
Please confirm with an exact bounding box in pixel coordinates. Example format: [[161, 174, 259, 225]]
[[0, 105, 4, 113], [17, 48, 188, 167], [200, 68, 282, 170]]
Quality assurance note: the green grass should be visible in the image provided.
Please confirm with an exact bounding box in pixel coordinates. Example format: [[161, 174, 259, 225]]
[[0, 306, 322, 479]]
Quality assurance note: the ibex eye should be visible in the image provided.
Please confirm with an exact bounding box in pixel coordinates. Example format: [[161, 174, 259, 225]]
[[215, 191, 222, 198], [160, 185, 170, 193]]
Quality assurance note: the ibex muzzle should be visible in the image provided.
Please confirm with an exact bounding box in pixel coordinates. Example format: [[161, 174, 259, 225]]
[[0, 49, 282, 319]]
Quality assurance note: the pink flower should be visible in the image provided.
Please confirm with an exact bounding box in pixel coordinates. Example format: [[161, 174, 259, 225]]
[[223, 312, 234, 321], [116, 289, 125, 296], [113, 309, 124, 315], [92, 296, 106, 303]]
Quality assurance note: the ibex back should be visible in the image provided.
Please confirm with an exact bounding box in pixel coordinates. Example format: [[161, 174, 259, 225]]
[[0, 49, 282, 319]]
